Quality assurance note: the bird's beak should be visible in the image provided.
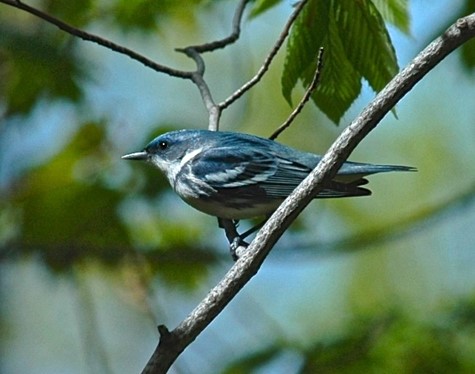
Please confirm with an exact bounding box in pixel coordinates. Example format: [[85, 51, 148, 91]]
[[121, 151, 148, 161]]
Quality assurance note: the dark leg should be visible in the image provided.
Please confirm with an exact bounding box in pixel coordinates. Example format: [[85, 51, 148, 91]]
[[217, 218, 249, 261], [238, 220, 266, 240], [217, 218, 268, 260]]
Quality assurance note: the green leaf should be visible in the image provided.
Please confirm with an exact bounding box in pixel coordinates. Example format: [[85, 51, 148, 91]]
[[249, 0, 282, 18], [335, 0, 399, 94], [45, 0, 95, 27], [20, 183, 131, 269], [13, 125, 129, 268], [371, 0, 410, 34], [461, 38, 475, 71], [108, 0, 207, 31], [310, 10, 362, 123], [223, 346, 281, 373], [282, 0, 399, 124], [460, 0, 475, 71], [0, 27, 86, 114], [282, 0, 330, 105]]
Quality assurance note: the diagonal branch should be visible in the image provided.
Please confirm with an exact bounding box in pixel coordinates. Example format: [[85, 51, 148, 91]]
[[141, 13, 475, 374]]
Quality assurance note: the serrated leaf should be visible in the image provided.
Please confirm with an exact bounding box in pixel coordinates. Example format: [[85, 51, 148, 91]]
[[282, 0, 330, 105], [310, 8, 362, 123], [282, 0, 399, 124], [372, 0, 410, 34], [335, 0, 399, 94]]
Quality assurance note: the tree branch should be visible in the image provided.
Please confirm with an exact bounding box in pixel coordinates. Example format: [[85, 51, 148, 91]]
[[141, 13, 475, 374]]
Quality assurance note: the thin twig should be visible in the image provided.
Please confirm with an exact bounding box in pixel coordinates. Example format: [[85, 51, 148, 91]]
[[171, 0, 250, 130], [176, 47, 222, 130], [185, 0, 251, 53], [173, 0, 251, 130], [269, 47, 324, 140], [0, 0, 193, 79], [218, 0, 309, 110]]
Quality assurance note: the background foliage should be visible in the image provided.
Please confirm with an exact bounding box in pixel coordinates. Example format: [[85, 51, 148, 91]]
[[1, 0, 475, 373]]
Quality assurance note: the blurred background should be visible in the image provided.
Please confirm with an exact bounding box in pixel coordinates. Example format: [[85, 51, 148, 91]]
[[1, 0, 475, 373]]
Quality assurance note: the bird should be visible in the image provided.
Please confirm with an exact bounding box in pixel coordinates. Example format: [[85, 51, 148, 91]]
[[122, 129, 416, 221]]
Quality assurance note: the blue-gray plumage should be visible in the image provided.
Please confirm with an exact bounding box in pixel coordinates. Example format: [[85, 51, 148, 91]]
[[122, 130, 416, 220]]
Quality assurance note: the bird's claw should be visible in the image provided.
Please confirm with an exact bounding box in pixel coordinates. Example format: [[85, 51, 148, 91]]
[[230, 237, 249, 261]]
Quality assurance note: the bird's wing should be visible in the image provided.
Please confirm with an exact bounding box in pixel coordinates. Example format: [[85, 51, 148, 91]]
[[189, 147, 278, 189], [264, 157, 371, 198], [260, 156, 313, 197], [189, 146, 370, 199]]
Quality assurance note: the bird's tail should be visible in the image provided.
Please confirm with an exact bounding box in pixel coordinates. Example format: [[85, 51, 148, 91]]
[[317, 180, 371, 198], [317, 163, 417, 198]]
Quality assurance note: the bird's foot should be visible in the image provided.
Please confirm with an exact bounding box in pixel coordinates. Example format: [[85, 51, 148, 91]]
[[229, 236, 249, 261]]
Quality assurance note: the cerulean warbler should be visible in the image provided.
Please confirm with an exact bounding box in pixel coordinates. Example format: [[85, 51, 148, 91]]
[[122, 130, 415, 221]]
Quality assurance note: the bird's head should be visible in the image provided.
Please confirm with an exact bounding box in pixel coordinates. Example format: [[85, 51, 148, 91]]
[[122, 130, 205, 182]]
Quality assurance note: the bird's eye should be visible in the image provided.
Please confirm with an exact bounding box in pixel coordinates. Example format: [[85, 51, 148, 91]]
[[158, 141, 168, 150]]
